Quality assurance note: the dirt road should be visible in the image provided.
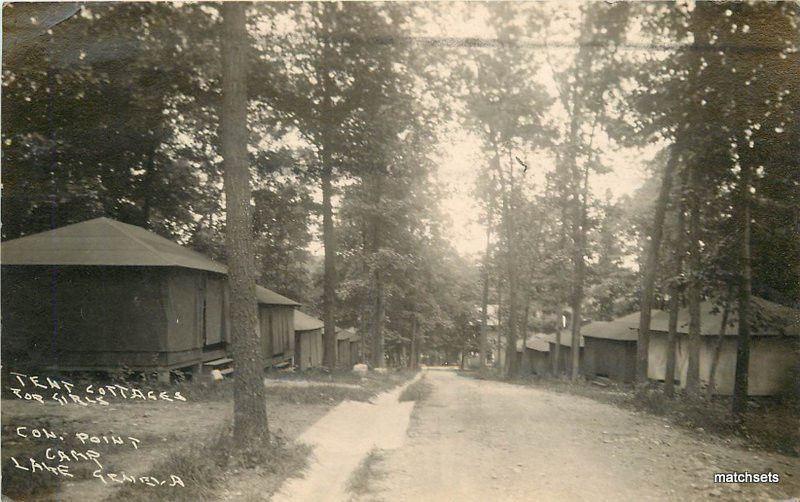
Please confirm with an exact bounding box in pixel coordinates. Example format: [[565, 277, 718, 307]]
[[359, 369, 799, 501]]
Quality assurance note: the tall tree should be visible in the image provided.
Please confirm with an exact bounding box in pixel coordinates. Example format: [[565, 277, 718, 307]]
[[544, 3, 630, 380], [636, 149, 678, 383], [221, 1, 268, 443]]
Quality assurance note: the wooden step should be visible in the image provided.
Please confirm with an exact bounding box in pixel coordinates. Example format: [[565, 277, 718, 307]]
[[204, 357, 233, 367], [219, 367, 234, 375]]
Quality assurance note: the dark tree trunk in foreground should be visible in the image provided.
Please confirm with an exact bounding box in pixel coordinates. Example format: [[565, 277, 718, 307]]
[[370, 275, 386, 368], [479, 197, 494, 375], [552, 305, 563, 376], [367, 175, 386, 368], [409, 317, 418, 370], [519, 301, 531, 376], [221, 1, 268, 443], [664, 292, 680, 397], [637, 150, 677, 384], [685, 165, 702, 396], [732, 165, 753, 416], [708, 292, 731, 398], [569, 164, 591, 381], [502, 152, 520, 379], [321, 161, 337, 369], [495, 289, 503, 371], [664, 191, 685, 398]]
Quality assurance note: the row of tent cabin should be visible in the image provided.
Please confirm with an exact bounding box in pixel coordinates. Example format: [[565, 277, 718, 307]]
[[0, 217, 353, 379], [517, 298, 800, 396]]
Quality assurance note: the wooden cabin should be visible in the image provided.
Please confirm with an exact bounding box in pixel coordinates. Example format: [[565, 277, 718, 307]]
[[644, 298, 799, 396], [1, 217, 301, 379], [348, 333, 362, 366], [1, 217, 230, 380], [294, 311, 323, 370], [547, 332, 584, 376], [517, 333, 551, 375], [582, 312, 640, 383], [336, 328, 357, 368], [256, 286, 298, 368]]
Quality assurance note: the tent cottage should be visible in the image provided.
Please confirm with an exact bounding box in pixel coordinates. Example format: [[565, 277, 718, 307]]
[[348, 332, 362, 366], [1, 217, 231, 379], [582, 312, 640, 383], [336, 328, 359, 368], [645, 298, 799, 396], [516, 333, 551, 375], [256, 286, 298, 368], [547, 332, 584, 375], [2, 217, 299, 379], [293, 311, 324, 370]]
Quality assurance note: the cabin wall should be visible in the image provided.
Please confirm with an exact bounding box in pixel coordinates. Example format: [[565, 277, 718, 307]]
[[584, 338, 636, 383], [349, 341, 360, 366], [204, 276, 225, 346], [1, 265, 167, 369], [163, 269, 226, 367], [547, 343, 583, 375], [527, 350, 550, 375], [295, 328, 323, 370], [259, 305, 295, 365], [337, 339, 350, 368], [649, 331, 798, 396]]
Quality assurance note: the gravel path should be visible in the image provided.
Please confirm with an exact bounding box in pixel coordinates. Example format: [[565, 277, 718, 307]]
[[358, 369, 799, 502], [270, 374, 421, 502]]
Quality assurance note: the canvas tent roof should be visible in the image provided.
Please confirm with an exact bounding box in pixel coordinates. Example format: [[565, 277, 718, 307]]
[[1, 217, 227, 274], [546, 333, 585, 348], [256, 285, 300, 306], [336, 327, 357, 341], [295, 311, 323, 332], [516, 333, 550, 352], [647, 298, 799, 337], [581, 316, 639, 342]]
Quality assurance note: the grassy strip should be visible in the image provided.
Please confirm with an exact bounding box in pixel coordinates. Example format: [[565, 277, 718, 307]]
[[399, 378, 433, 403], [2, 443, 70, 500], [265, 369, 418, 405], [107, 427, 310, 502], [346, 449, 385, 498], [463, 371, 799, 457], [266, 384, 376, 405]]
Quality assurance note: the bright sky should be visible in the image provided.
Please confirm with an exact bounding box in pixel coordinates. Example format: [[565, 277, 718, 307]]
[[417, 3, 660, 259], [306, 2, 662, 259], [433, 129, 656, 259]]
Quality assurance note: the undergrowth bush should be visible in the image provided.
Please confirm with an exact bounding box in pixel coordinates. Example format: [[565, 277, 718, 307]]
[[110, 426, 310, 502]]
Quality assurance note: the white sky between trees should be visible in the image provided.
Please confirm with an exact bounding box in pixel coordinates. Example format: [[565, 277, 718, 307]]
[[299, 2, 663, 260]]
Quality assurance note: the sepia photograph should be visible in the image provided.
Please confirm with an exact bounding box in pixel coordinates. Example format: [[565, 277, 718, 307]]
[[1, 1, 798, 500]]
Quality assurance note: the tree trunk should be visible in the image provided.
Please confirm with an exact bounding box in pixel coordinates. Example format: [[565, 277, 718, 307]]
[[685, 165, 702, 396], [637, 149, 678, 383], [139, 138, 159, 229], [553, 304, 563, 376], [569, 164, 591, 381], [664, 289, 680, 397], [321, 161, 337, 369], [732, 164, 752, 415], [370, 275, 386, 368], [409, 317, 418, 370], [495, 289, 503, 371], [221, 1, 268, 444], [318, 5, 338, 370], [707, 291, 732, 398], [479, 192, 494, 375], [519, 301, 531, 376], [664, 189, 686, 398], [502, 150, 519, 379]]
